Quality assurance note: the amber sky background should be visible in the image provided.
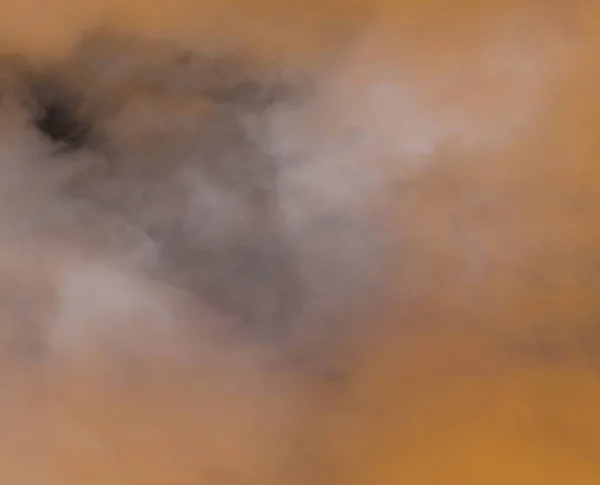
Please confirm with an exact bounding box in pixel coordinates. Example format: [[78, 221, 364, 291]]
[[1, 0, 600, 483]]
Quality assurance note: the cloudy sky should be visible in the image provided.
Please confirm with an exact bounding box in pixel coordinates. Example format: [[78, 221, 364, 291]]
[[0, 1, 599, 483]]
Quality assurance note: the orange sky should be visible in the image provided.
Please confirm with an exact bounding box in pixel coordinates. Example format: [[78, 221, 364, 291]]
[[1, 1, 600, 483]]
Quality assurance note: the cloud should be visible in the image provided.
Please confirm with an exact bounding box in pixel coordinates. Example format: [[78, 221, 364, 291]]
[[0, 1, 598, 483]]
